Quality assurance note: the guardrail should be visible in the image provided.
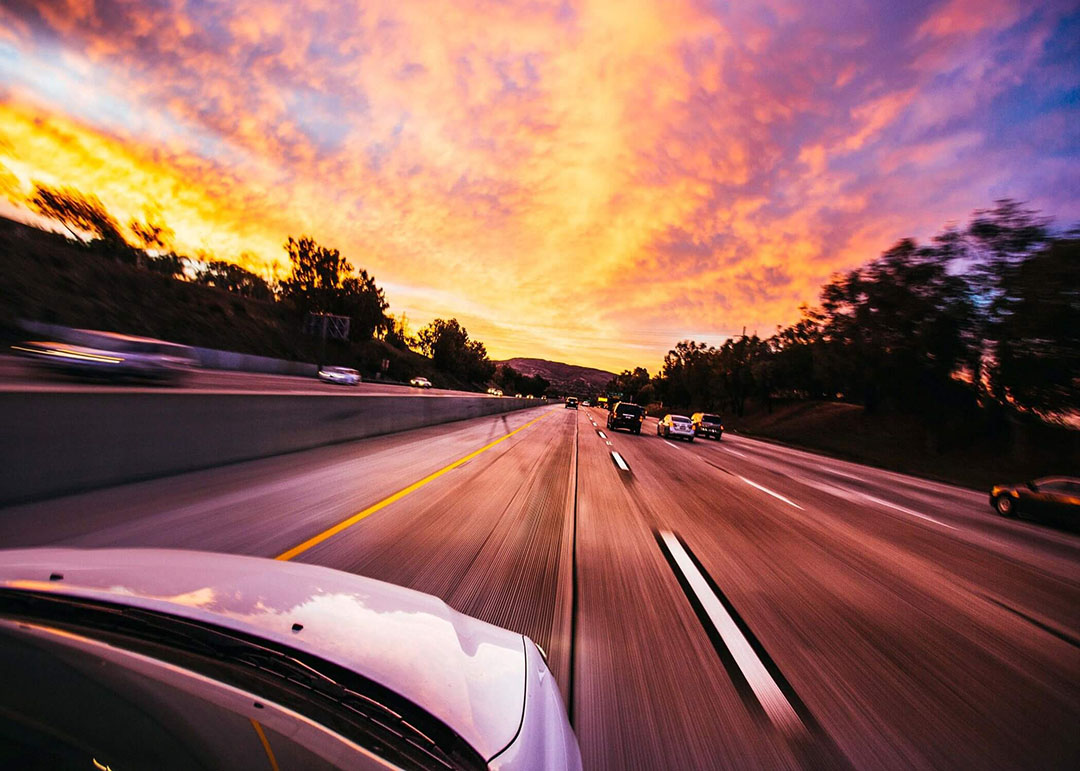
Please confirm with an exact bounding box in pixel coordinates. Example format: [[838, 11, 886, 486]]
[[0, 392, 536, 504]]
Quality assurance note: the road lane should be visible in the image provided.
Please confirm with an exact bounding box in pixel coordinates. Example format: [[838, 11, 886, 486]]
[[592, 407, 1080, 769], [0, 406, 555, 554], [572, 409, 803, 769], [284, 406, 578, 689], [0, 403, 578, 692], [0, 353, 507, 397], [1, 401, 1077, 769]]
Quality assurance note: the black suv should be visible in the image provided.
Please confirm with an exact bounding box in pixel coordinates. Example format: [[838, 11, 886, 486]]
[[565, 397, 578, 409], [607, 402, 644, 434], [691, 412, 724, 440]]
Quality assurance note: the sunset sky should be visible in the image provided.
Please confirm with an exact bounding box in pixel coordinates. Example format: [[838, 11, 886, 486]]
[[1, 0, 1078, 373]]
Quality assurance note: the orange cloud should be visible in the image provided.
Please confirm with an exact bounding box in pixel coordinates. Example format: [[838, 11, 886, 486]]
[[0, 0, 1077, 373]]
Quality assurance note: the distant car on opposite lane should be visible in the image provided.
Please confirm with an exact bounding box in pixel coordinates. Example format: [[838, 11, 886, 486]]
[[658, 414, 695, 441], [606, 402, 645, 434], [691, 412, 724, 440], [14, 333, 196, 385], [317, 365, 361, 386], [990, 476, 1080, 520], [0, 548, 583, 770], [565, 397, 578, 409], [410, 376, 433, 388]]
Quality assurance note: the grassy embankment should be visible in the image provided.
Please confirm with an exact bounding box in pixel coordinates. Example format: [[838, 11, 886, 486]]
[[0, 216, 465, 388], [724, 399, 1078, 491]]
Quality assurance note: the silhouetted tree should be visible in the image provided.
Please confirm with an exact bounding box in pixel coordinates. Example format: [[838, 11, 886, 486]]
[[494, 364, 548, 396], [606, 367, 651, 403], [129, 213, 175, 252], [383, 313, 414, 350], [280, 235, 388, 339], [28, 183, 125, 246], [146, 252, 186, 278], [281, 236, 351, 312], [195, 259, 273, 301], [338, 271, 389, 339], [992, 239, 1080, 419], [416, 318, 495, 385]]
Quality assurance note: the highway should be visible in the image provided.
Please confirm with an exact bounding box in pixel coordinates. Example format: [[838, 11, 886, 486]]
[[1, 404, 1077, 769], [0, 355, 486, 396]]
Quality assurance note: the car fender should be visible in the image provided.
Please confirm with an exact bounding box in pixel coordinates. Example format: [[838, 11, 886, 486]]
[[489, 640, 582, 771]]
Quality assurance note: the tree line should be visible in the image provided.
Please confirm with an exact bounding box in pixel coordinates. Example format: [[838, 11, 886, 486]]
[[606, 200, 1079, 433], [24, 182, 499, 386]]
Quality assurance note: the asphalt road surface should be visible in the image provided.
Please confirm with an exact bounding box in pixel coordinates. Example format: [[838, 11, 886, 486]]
[[0, 355, 487, 396], [1, 404, 1077, 769]]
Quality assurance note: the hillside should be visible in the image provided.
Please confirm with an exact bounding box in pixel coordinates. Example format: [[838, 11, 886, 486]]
[[727, 399, 1079, 490], [496, 357, 614, 395], [0, 216, 468, 389]]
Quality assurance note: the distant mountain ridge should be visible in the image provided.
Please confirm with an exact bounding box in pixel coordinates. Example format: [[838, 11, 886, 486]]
[[495, 357, 614, 395]]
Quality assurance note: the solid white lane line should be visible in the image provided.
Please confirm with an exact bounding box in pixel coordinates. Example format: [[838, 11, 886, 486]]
[[658, 531, 805, 737], [859, 491, 958, 530], [611, 451, 630, 471], [663, 440, 680, 448], [819, 465, 862, 481], [739, 476, 803, 509], [724, 447, 748, 458], [796, 478, 957, 530]]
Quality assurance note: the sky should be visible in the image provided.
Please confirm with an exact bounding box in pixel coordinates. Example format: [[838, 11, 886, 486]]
[[1, 0, 1078, 373]]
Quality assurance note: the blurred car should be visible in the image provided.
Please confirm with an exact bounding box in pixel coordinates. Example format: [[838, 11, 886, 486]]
[[565, 397, 578, 409], [515, 393, 523, 398], [0, 548, 583, 771], [582, 400, 591, 407], [990, 476, 1080, 519], [690, 412, 724, 440], [13, 333, 195, 384], [657, 414, 695, 441], [409, 376, 433, 388], [606, 402, 644, 434], [486, 387, 504, 396], [317, 365, 361, 386]]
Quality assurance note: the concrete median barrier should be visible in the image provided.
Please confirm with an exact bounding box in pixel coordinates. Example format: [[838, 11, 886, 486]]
[[0, 392, 538, 504]]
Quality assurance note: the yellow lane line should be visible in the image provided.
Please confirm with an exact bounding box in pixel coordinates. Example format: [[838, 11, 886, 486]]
[[250, 719, 281, 771], [275, 410, 555, 561]]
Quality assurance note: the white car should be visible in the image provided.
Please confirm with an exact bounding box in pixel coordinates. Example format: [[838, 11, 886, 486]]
[[410, 376, 433, 388], [0, 549, 583, 770], [657, 414, 695, 441], [317, 365, 361, 385]]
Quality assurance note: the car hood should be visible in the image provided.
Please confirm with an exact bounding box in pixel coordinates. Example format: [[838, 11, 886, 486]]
[[0, 548, 526, 760]]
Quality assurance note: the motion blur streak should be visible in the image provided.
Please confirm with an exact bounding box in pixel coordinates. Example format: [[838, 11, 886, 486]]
[[274, 411, 553, 561], [0, 406, 1077, 768]]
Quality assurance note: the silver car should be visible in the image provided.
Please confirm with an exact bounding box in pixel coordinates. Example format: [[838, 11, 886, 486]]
[[0, 549, 583, 770], [318, 365, 361, 385], [657, 414, 695, 441]]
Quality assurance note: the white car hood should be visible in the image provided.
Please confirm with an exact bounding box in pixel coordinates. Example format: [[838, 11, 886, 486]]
[[0, 548, 526, 760]]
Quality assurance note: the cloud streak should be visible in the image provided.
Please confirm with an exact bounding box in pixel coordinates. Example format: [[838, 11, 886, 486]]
[[1, 0, 1077, 371]]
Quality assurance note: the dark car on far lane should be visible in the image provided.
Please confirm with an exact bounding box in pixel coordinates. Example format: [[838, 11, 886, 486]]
[[690, 412, 724, 440], [565, 397, 578, 409], [990, 476, 1080, 520], [606, 402, 644, 434]]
